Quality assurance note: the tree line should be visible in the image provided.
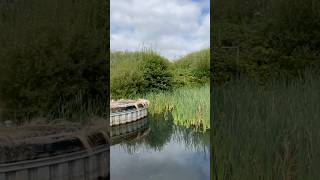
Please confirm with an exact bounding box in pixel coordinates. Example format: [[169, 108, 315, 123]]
[[110, 49, 210, 99], [212, 0, 320, 84]]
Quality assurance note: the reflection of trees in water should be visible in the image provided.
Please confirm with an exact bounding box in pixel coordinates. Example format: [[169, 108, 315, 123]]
[[145, 114, 174, 151], [120, 113, 174, 154], [172, 126, 210, 154], [120, 113, 210, 155]]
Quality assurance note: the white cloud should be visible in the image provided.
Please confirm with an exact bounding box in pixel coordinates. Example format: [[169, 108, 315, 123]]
[[111, 0, 210, 60]]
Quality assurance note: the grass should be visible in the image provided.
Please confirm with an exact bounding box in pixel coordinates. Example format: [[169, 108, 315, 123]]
[[144, 84, 210, 131], [0, 92, 107, 125], [212, 73, 320, 179]]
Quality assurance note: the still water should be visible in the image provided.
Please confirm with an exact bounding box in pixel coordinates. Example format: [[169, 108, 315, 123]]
[[110, 115, 210, 180]]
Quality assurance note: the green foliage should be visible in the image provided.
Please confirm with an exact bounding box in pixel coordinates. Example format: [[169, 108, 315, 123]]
[[145, 84, 210, 131], [140, 52, 173, 92], [212, 1, 320, 177], [212, 72, 320, 179], [111, 48, 210, 98], [173, 49, 210, 86], [0, 0, 108, 122], [110, 52, 144, 99], [212, 0, 320, 84], [110, 50, 173, 99], [110, 49, 210, 130]]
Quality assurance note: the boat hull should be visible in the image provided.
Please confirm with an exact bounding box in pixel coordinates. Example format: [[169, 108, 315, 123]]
[[0, 145, 109, 180], [110, 107, 148, 126]]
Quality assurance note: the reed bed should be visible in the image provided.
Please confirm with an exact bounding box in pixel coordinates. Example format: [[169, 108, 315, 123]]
[[212, 73, 320, 179], [145, 84, 210, 131]]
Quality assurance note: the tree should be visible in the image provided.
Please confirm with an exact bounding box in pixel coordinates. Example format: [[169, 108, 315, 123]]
[[140, 53, 173, 93]]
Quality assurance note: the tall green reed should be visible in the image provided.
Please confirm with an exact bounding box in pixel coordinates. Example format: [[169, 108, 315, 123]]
[[212, 72, 320, 179], [145, 84, 210, 131]]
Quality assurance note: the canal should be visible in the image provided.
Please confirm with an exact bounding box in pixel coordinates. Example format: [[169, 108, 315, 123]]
[[110, 114, 210, 180]]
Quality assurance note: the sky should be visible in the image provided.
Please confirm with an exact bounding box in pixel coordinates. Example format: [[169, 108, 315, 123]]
[[110, 0, 210, 60]]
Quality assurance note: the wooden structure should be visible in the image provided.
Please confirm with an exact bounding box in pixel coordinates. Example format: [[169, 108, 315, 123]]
[[110, 99, 148, 126], [0, 145, 109, 180], [0, 123, 109, 180]]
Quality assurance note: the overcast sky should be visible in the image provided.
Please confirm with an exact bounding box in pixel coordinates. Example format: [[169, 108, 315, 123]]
[[110, 0, 210, 60]]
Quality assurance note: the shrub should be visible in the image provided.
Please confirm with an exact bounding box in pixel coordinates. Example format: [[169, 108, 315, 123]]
[[173, 49, 210, 86], [111, 51, 173, 98], [0, 0, 108, 122]]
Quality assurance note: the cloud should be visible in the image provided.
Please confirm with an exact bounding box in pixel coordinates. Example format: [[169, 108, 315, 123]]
[[111, 0, 210, 60]]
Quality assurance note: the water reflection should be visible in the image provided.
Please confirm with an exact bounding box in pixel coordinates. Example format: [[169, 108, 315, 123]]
[[111, 115, 210, 180]]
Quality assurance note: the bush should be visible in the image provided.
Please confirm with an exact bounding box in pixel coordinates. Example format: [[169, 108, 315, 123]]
[[110, 51, 173, 99], [0, 0, 108, 122], [173, 49, 210, 86], [140, 52, 173, 92], [212, 0, 320, 84]]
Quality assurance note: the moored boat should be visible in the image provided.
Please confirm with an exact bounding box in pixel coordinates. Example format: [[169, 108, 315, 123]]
[[110, 99, 148, 126], [0, 122, 109, 180]]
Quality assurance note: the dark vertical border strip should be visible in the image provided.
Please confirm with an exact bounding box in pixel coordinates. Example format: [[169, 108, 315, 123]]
[[97, 0, 110, 179], [210, 0, 213, 179], [106, 0, 110, 179], [210, 0, 218, 179]]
